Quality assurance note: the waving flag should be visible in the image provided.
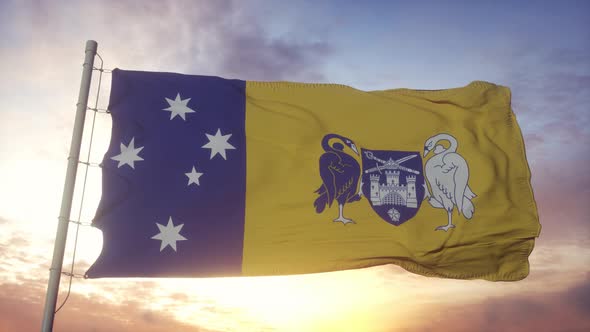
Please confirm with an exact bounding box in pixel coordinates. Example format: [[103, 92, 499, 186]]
[[86, 69, 541, 281]]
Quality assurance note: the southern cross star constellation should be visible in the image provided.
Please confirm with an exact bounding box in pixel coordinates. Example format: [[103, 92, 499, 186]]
[[110, 92, 238, 254]]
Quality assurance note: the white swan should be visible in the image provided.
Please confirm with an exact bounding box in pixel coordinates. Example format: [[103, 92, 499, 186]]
[[423, 133, 476, 231]]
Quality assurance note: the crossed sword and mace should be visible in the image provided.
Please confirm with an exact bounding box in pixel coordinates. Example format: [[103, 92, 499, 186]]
[[363, 151, 421, 175]]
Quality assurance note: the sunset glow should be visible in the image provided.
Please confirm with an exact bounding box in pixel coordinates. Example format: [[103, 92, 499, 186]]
[[0, 1, 589, 331]]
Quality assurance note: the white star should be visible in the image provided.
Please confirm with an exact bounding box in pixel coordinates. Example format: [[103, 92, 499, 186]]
[[110, 137, 144, 169], [202, 129, 236, 160], [185, 166, 204, 186], [163, 93, 196, 120], [151, 217, 187, 252]]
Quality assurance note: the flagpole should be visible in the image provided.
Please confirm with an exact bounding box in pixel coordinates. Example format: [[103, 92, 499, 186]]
[[41, 40, 98, 332]]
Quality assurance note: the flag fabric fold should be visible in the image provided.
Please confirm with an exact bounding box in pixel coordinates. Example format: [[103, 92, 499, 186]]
[[86, 69, 541, 281]]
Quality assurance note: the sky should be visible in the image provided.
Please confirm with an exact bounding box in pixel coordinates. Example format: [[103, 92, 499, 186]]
[[0, 0, 589, 331]]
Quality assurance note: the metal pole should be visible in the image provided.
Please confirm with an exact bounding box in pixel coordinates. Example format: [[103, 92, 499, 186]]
[[41, 40, 98, 332]]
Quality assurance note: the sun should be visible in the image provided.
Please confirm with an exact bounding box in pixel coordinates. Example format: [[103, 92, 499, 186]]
[[148, 269, 409, 332]]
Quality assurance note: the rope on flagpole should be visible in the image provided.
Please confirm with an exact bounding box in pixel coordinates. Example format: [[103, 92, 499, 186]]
[[54, 51, 110, 314], [92, 67, 112, 73], [68, 219, 93, 227], [87, 107, 110, 114], [77, 161, 102, 167]]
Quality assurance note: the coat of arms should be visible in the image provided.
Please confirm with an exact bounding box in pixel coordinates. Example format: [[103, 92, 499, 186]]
[[313, 133, 424, 226], [313, 133, 478, 232]]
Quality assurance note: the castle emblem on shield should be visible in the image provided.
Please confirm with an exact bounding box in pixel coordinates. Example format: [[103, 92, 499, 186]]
[[361, 149, 424, 226], [313, 133, 424, 227]]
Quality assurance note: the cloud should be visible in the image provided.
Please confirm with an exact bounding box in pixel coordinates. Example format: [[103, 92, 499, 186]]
[[0, 282, 217, 332], [406, 277, 590, 332], [217, 31, 332, 81], [0, 0, 336, 127], [0, 237, 588, 332], [543, 48, 590, 68], [473, 41, 590, 163], [567, 277, 590, 314], [528, 159, 590, 240], [498, 47, 590, 148], [4, 234, 30, 248], [31, 0, 333, 81], [483, 44, 590, 243]]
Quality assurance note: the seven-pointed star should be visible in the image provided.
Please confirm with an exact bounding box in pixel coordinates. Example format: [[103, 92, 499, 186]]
[[185, 166, 204, 186], [110, 137, 144, 169], [151, 217, 187, 252], [202, 129, 236, 160], [163, 93, 196, 120]]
